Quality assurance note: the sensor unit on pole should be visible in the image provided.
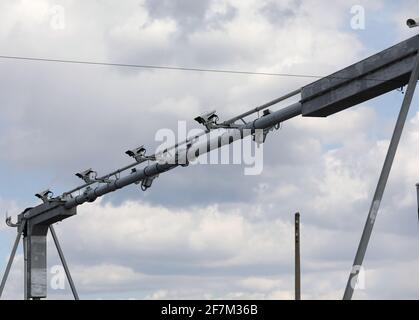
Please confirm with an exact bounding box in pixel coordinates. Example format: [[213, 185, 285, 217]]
[[35, 189, 53, 203], [407, 18, 419, 28], [75, 168, 96, 183], [125, 145, 147, 162], [194, 110, 219, 130]]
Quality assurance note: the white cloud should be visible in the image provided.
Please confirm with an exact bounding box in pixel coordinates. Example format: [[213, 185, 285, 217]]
[[73, 264, 145, 293]]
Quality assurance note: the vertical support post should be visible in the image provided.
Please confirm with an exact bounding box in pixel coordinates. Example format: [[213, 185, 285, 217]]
[[0, 230, 22, 298], [343, 53, 419, 300], [23, 236, 28, 300], [416, 184, 419, 221], [24, 223, 48, 300], [49, 225, 79, 300], [295, 212, 301, 300]]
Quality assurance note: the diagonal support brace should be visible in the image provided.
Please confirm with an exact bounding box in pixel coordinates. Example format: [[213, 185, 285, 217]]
[[343, 52, 419, 300], [0, 224, 24, 299], [49, 225, 79, 300]]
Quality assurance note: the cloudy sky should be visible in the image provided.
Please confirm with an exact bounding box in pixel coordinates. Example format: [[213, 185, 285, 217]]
[[1, 0, 419, 300]]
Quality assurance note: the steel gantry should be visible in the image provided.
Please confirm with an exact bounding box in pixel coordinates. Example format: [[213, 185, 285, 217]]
[[1, 32, 419, 300]]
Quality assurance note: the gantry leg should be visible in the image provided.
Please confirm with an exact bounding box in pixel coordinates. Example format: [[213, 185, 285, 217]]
[[49, 225, 79, 300], [343, 52, 419, 300], [0, 230, 23, 299]]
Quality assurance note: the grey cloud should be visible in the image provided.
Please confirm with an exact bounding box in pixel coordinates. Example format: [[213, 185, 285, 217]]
[[144, 0, 237, 33], [259, 0, 302, 26], [145, 0, 212, 30]]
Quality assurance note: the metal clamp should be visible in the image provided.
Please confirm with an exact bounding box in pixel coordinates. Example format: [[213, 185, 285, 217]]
[[5, 213, 19, 228]]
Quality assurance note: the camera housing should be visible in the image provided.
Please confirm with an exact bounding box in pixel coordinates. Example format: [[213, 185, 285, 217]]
[[35, 189, 53, 203], [75, 168, 96, 183], [126, 145, 147, 162], [194, 110, 219, 130], [407, 18, 419, 28]]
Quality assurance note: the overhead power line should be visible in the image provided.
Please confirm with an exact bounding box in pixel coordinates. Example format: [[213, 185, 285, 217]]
[[0, 54, 407, 84], [0, 55, 322, 78], [0, 54, 324, 79]]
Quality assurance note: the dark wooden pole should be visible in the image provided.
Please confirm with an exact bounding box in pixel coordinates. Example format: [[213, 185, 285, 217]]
[[416, 184, 419, 221], [295, 212, 301, 300]]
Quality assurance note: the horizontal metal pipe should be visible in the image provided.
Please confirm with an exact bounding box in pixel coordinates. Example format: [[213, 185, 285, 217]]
[[65, 161, 140, 195], [62, 89, 301, 197], [155, 89, 301, 156], [250, 102, 302, 129], [185, 102, 301, 164], [153, 130, 209, 159], [64, 162, 177, 209], [64, 102, 302, 209], [224, 89, 301, 125]]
